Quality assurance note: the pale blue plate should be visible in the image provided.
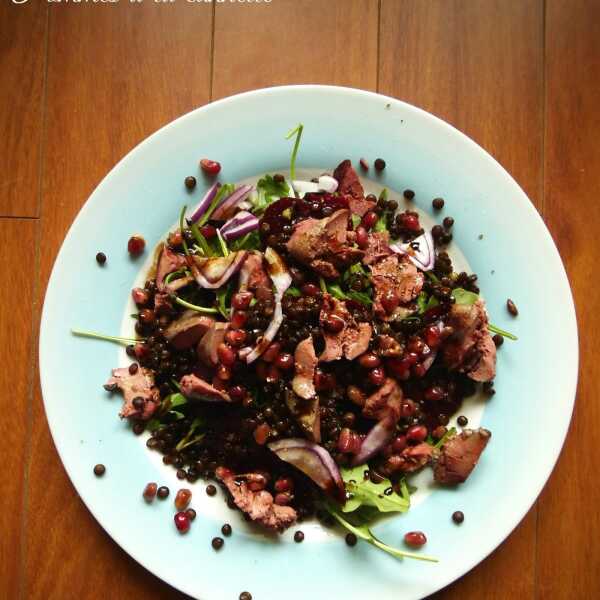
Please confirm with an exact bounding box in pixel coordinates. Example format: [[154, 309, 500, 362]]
[[40, 86, 578, 600]]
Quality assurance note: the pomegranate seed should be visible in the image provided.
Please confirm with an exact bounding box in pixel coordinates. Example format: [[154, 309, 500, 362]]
[[346, 385, 366, 406], [424, 325, 441, 349], [230, 311, 248, 329], [386, 358, 410, 380], [274, 493, 292, 506], [143, 482, 158, 503], [266, 364, 280, 383], [232, 291, 253, 310], [127, 235, 145, 257], [274, 477, 294, 493], [337, 428, 359, 453], [315, 369, 336, 391], [361, 211, 379, 230], [131, 288, 149, 306], [301, 283, 319, 297], [425, 385, 445, 401], [359, 158, 369, 171], [139, 309, 156, 325], [404, 531, 427, 547], [401, 214, 420, 231], [174, 488, 192, 511], [229, 385, 246, 401], [134, 343, 149, 360], [408, 337, 425, 354], [392, 435, 408, 453], [355, 226, 369, 249], [275, 353, 294, 370], [168, 230, 183, 247], [246, 473, 268, 492], [253, 423, 271, 445], [216, 364, 231, 381], [217, 343, 236, 366], [200, 224, 217, 239], [407, 425, 428, 443], [225, 329, 246, 346], [401, 399, 417, 417], [323, 313, 345, 333], [200, 158, 221, 175], [262, 342, 281, 363], [381, 290, 400, 315], [174, 511, 191, 534], [368, 367, 386, 386], [358, 353, 381, 369], [412, 363, 427, 378]]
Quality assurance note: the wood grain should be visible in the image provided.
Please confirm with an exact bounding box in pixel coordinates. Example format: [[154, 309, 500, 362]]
[[0, 2, 47, 217], [379, 1, 543, 598], [537, 1, 600, 598], [212, 0, 379, 100], [0, 220, 37, 600], [24, 5, 212, 598]]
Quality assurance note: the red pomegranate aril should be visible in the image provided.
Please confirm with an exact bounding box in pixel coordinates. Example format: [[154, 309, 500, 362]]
[[392, 435, 408, 453], [274, 493, 292, 506], [424, 325, 442, 349], [274, 477, 294, 493], [337, 428, 360, 454], [425, 386, 445, 401], [275, 353, 294, 370], [386, 358, 410, 381], [355, 226, 369, 248], [301, 283, 320, 297], [368, 367, 386, 386], [232, 291, 253, 310], [134, 343, 150, 360], [229, 385, 246, 401], [230, 311, 248, 329], [359, 158, 369, 171], [139, 309, 156, 325], [128, 235, 145, 257], [174, 488, 192, 511], [401, 399, 417, 418], [408, 337, 425, 354], [217, 343, 236, 366], [361, 210, 379, 230], [405, 352, 419, 366], [225, 329, 246, 346], [200, 158, 221, 175], [266, 364, 280, 383], [253, 423, 271, 445], [174, 511, 191, 534], [261, 342, 281, 363], [381, 290, 400, 315], [401, 214, 420, 231], [315, 369, 336, 391], [216, 364, 231, 381], [412, 363, 427, 378], [143, 482, 158, 503], [131, 288, 149, 306], [407, 425, 428, 443], [199, 224, 217, 239], [404, 531, 427, 547], [323, 314, 345, 333], [358, 353, 381, 369]]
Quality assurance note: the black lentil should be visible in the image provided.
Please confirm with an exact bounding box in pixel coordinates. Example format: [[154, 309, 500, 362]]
[[95, 252, 107, 265], [452, 511, 465, 524], [403, 189, 415, 200], [132, 421, 145, 435], [493, 334, 504, 347], [457, 415, 468, 427], [221, 523, 232, 536], [93, 464, 106, 477], [507, 298, 519, 316], [184, 175, 197, 190], [294, 530, 305, 543], [432, 197, 444, 210], [206, 484, 217, 496], [345, 533, 358, 546], [128, 363, 139, 375], [239, 593, 252, 600], [374, 158, 386, 171], [443, 216, 454, 229], [185, 508, 196, 521], [212, 537, 224, 550], [157, 486, 170, 499]]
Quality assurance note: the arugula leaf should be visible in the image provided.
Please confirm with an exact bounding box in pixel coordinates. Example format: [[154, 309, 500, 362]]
[[285, 286, 301, 297], [433, 426, 456, 449], [416, 292, 429, 314], [175, 416, 205, 451], [179, 205, 190, 256], [346, 290, 373, 306], [351, 214, 361, 228], [216, 280, 234, 319], [190, 222, 212, 256], [488, 323, 518, 341], [285, 124, 304, 185], [169, 410, 185, 420], [374, 216, 388, 233], [158, 392, 188, 416], [70, 329, 141, 345], [327, 283, 349, 301], [325, 504, 438, 563], [341, 465, 410, 514], [319, 276, 328, 294], [146, 418, 161, 432], [379, 188, 389, 202], [451, 287, 479, 305], [229, 230, 261, 251]]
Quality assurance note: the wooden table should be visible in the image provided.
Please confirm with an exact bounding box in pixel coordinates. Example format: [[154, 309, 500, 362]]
[[1, 1, 598, 598]]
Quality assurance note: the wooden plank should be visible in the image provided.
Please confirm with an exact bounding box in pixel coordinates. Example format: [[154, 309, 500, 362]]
[[212, 0, 379, 100], [379, 1, 543, 597], [0, 2, 47, 217], [537, 1, 600, 598], [0, 220, 37, 599], [24, 5, 212, 598]]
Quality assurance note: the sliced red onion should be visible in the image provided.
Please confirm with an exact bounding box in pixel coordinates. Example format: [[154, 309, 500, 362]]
[[351, 416, 396, 466], [211, 184, 253, 220], [187, 182, 220, 224], [189, 251, 247, 289], [318, 175, 338, 193], [197, 322, 227, 366], [220, 211, 259, 240], [245, 247, 291, 364], [390, 231, 435, 271], [268, 438, 345, 502]]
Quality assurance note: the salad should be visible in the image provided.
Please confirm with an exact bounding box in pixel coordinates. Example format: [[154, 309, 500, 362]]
[[79, 125, 515, 561]]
